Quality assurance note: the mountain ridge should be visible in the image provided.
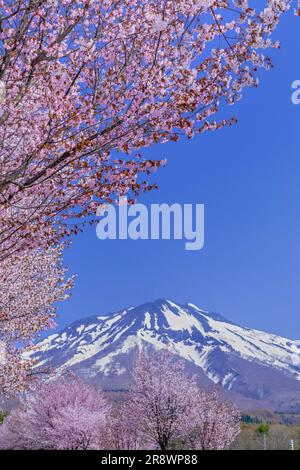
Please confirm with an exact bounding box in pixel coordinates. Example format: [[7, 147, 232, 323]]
[[30, 299, 300, 412]]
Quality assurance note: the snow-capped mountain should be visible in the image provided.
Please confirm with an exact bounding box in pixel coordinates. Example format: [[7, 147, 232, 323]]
[[31, 299, 300, 412]]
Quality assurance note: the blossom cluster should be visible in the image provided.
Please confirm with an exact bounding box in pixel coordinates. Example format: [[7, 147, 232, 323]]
[[0, 352, 240, 450]]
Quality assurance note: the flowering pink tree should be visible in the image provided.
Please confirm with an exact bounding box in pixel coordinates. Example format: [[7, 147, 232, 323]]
[[123, 350, 240, 450], [124, 350, 198, 450], [0, 246, 74, 396], [187, 389, 240, 450], [0, 375, 110, 450], [105, 406, 143, 450], [0, 0, 294, 259]]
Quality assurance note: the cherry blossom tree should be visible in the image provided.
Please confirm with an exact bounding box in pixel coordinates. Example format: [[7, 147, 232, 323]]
[[186, 389, 240, 450], [0, 246, 74, 396], [124, 350, 198, 450], [0, 375, 110, 450], [123, 350, 240, 450], [104, 406, 143, 450], [0, 0, 294, 259]]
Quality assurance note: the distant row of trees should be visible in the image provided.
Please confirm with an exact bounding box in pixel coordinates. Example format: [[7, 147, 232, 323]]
[[0, 351, 240, 450]]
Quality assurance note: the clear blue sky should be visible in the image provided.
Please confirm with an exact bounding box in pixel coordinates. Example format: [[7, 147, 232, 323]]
[[55, 13, 300, 339]]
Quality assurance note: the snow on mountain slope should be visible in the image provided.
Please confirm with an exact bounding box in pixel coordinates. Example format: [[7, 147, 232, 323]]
[[30, 299, 300, 411]]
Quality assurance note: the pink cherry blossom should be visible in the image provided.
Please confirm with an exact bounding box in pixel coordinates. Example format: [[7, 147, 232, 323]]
[[0, 246, 74, 396], [187, 389, 240, 449], [122, 350, 239, 450], [0, 0, 294, 259], [0, 353, 240, 450], [0, 375, 110, 449]]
